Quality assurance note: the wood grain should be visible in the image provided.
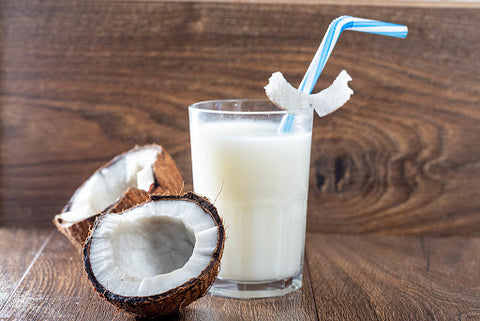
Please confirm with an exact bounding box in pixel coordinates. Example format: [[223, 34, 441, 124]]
[[0, 229, 317, 320], [2, 229, 480, 320], [1, 0, 479, 234], [146, 0, 480, 9], [0, 228, 52, 312], [306, 233, 480, 320], [0, 230, 125, 320]]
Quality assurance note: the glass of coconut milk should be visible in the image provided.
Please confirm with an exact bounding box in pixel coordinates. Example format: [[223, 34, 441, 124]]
[[189, 99, 313, 299]]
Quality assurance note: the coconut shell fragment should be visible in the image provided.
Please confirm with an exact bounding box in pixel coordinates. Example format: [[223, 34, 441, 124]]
[[53, 145, 183, 251], [83, 192, 225, 317]]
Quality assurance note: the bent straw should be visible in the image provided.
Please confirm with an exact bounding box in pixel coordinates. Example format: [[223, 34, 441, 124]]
[[280, 15, 408, 133]]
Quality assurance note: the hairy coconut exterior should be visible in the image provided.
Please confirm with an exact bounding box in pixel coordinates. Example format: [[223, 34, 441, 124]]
[[83, 192, 225, 318], [105, 187, 150, 214], [150, 149, 184, 195], [52, 215, 97, 251], [53, 144, 183, 251]]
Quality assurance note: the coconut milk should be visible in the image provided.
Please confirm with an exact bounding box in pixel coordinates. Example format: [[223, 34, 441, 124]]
[[190, 120, 311, 281]]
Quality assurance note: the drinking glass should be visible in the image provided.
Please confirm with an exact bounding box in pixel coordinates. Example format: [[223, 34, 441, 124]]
[[189, 99, 313, 299]]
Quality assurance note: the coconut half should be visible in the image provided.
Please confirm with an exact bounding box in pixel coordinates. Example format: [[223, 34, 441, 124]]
[[83, 192, 225, 317], [53, 144, 183, 250]]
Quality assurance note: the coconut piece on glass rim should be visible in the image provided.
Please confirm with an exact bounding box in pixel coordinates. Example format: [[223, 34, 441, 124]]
[[83, 192, 225, 318], [53, 144, 183, 251], [264, 70, 353, 117]]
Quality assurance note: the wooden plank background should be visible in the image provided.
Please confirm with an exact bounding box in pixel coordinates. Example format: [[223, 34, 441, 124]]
[[1, 0, 479, 235]]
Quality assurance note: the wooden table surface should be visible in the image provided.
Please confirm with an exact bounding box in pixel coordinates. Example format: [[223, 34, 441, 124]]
[[1, 228, 480, 320], [1, 0, 479, 319]]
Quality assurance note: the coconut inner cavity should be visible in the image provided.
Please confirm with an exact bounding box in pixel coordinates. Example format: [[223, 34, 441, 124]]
[[88, 199, 220, 297], [111, 216, 195, 278]]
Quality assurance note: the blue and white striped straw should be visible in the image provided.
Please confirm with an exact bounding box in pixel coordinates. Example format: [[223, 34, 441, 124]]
[[299, 15, 407, 94], [280, 15, 408, 132]]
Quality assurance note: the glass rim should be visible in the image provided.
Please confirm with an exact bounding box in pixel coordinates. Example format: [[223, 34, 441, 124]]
[[188, 99, 314, 115]]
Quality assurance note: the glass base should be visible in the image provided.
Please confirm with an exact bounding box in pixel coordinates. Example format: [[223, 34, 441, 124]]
[[209, 271, 303, 299]]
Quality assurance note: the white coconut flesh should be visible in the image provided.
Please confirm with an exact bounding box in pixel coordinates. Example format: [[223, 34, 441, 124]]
[[56, 147, 161, 227], [264, 70, 354, 117], [88, 200, 219, 297]]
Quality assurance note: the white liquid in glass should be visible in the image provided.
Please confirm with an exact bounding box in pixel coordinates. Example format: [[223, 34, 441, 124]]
[[191, 120, 311, 281]]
